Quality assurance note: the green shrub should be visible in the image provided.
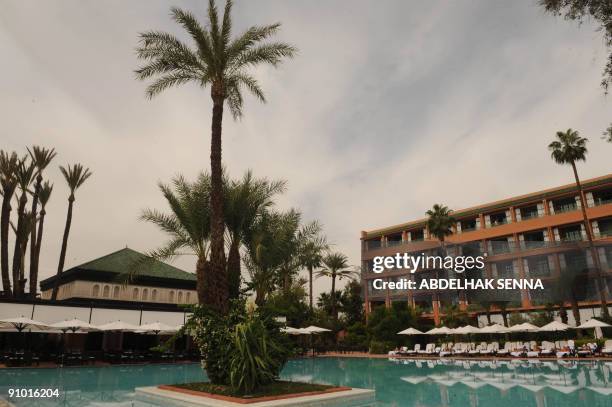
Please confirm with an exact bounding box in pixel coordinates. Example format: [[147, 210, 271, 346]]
[[229, 317, 283, 394], [369, 340, 394, 354]]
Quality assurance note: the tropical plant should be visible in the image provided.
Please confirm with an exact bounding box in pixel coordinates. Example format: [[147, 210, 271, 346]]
[[262, 278, 311, 328], [425, 204, 456, 315], [548, 128, 609, 318], [440, 304, 469, 328], [316, 252, 356, 319], [135, 0, 296, 314], [229, 315, 283, 393], [0, 151, 18, 296], [339, 280, 365, 326], [366, 302, 419, 347], [11, 159, 36, 297], [51, 164, 92, 300], [604, 124, 612, 143], [298, 225, 328, 310], [31, 182, 53, 298], [27, 146, 56, 297], [138, 173, 211, 304], [224, 172, 286, 299]]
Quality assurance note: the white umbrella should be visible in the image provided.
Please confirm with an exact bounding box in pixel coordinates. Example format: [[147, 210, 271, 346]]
[[425, 327, 441, 335], [0, 316, 50, 332], [97, 320, 140, 332], [576, 318, 611, 329], [138, 322, 177, 334], [281, 327, 301, 335], [303, 325, 331, 333], [479, 324, 506, 334], [49, 319, 99, 332], [507, 322, 540, 333], [454, 325, 481, 335], [539, 321, 570, 332], [435, 326, 455, 335], [398, 327, 424, 335]]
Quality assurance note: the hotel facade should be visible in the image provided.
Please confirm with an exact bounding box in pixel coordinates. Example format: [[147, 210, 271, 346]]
[[360, 174, 612, 324]]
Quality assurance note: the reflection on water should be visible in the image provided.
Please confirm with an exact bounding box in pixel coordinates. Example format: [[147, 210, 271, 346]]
[[281, 357, 612, 407], [0, 358, 610, 406]]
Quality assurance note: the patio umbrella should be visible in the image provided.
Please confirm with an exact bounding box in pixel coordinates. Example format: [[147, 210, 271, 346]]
[[49, 319, 99, 332], [303, 325, 331, 333], [479, 324, 506, 334], [575, 318, 610, 339], [398, 327, 424, 335], [137, 322, 177, 334], [507, 322, 540, 333], [434, 326, 454, 335], [539, 321, 570, 332], [454, 325, 481, 335], [425, 327, 441, 335], [0, 316, 50, 332], [97, 320, 140, 332], [281, 327, 303, 335]]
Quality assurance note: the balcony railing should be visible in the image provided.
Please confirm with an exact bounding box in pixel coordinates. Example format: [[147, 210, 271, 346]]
[[554, 203, 577, 213], [521, 241, 547, 250], [521, 211, 539, 221], [595, 197, 612, 206], [561, 231, 583, 242]]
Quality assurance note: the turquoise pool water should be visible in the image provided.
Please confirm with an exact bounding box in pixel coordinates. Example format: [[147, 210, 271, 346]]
[[0, 358, 611, 406]]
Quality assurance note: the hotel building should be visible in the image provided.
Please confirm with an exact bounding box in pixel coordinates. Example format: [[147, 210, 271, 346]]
[[360, 174, 612, 324]]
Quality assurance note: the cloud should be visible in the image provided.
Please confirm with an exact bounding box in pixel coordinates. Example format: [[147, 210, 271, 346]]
[[0, 0, 609, 300]]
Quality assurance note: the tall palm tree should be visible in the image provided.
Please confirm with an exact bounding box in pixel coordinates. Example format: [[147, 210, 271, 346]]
[[137, 174, 211, 304], [51, 164, 92, 300], [224, 171, 286, 299], [135, 0, 296, 314], [27, 146, 56, 297], [0, 151, 18, 296], [297, 222, 327, 310], [30, 182, 53, 297], [316, 252, 356, 319], [548, 128, 609, 318], [426, 204, 456, 314], [11, 159, 35, 297]]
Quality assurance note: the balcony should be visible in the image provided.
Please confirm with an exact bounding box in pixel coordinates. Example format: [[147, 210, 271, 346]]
[[489, 238, 512, 255], [598, 218, 612, 238], [593, 189, 612, 206], [521, 230, 546, 250], [520, 205, 539, 221], [494, 260, 516, 279], [559, 225, 583, 242], [410, 229, 424, 242], [459, 218, 477, 232], [488, 212, 508, 227], [527, 256, 551, 277], [552, 197, 577, 214]]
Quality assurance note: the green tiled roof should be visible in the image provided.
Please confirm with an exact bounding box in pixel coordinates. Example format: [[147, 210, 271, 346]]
[[73, 247, 195, 281]]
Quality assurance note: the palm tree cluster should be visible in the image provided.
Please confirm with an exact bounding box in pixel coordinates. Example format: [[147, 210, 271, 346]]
[[135, 0, 296, 314], [0, 147, 92, 299], [140, 169, 359, 318]]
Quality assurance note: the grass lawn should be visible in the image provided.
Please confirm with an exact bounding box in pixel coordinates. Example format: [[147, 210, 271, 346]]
[[171, 380, 337, 398]]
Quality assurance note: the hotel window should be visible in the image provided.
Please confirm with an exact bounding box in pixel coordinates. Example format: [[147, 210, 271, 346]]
[[521, 230, 546, 250], [365, 238, 381, 251], [386, 233, 402, 247], [459, 218, 477, 232], [152, 289, 158, 301], [113, 286, 120, 299], [551, 196, 578, 214], [558, 224, 583, 242], [178, 291, 183, 303], [597, 218, 612, 237], [518, 204, 539, 221], [92, 284, 100, 297], [593, 189, 612, 206], [487, 211, 508, 227], [103, 285, 110, 298], [169, 290, 175, 302], [186, 292, 191, 303], [142, 288, 149, 301], [133, 288, 139, 300], [526, 256, 551, 277], [410, 229, 424, 241]]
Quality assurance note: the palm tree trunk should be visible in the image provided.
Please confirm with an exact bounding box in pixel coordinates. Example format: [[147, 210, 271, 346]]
[[0, 193, 13, 296], [209, 95, 228, 314], [11, 195, 27, 297], [308, 265, 314, 310], [501, 309, 508, 327], [196, 255, 208, 304], [30, 207, 46, 297], [558, 304, 568, 324], [570, 294, 582, 338], [227, 237, 241, 299], [51, 196, 74, 300], [28, 175, 41, 297], [331, 273, 337, 319], [571, 161, 609, 318], [485, 307, 491, 325]]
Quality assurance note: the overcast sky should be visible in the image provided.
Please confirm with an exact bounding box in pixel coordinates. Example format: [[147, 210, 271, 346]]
[[1, 0, 610, 299]]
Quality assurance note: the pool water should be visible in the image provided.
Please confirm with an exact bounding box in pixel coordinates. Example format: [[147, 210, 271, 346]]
[[0, 357, 611, 406]]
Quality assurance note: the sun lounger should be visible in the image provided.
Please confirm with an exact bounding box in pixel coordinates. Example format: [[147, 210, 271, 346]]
[[481, 342, 498, 355], [418, 343, 436, 354], [469, 342, 485, 355], [602, 340, 612, 355], [497, 342, 512, 356], [540, 341, 555, 356], [406, 344, 420, 355], [439, 343, 453, 357], [510, 342, 527, 357]]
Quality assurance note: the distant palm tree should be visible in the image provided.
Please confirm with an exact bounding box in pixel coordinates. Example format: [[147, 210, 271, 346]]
[[316, 253, 356, 319], [224, 171, 286, 299], [30, 181, 53, 298], [548, 128, 609, 318], [0, 151, 18, 296], [51, 164, 92, 300], [298, 226, 328, 310], [135, 0, 296, 314], [426, 204, 456, 315], [138, 174, 211, 304], [11, 159, 36, 297], [27, 146, 56, 297]]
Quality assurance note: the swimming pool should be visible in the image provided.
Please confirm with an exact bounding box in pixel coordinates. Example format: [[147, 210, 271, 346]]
[[0, 358, 610, 406]]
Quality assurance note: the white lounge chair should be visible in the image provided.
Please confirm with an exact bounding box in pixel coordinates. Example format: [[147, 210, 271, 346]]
[[510, 342, 527, 357], [497, 342, 512, 356], [540, 341, 555, 356], [439, 343, 453, 357], [481, 342, 498, 355], [418, 343, 436, 354], [469, 342, 485, 355], [602, 340, 612, 355]]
